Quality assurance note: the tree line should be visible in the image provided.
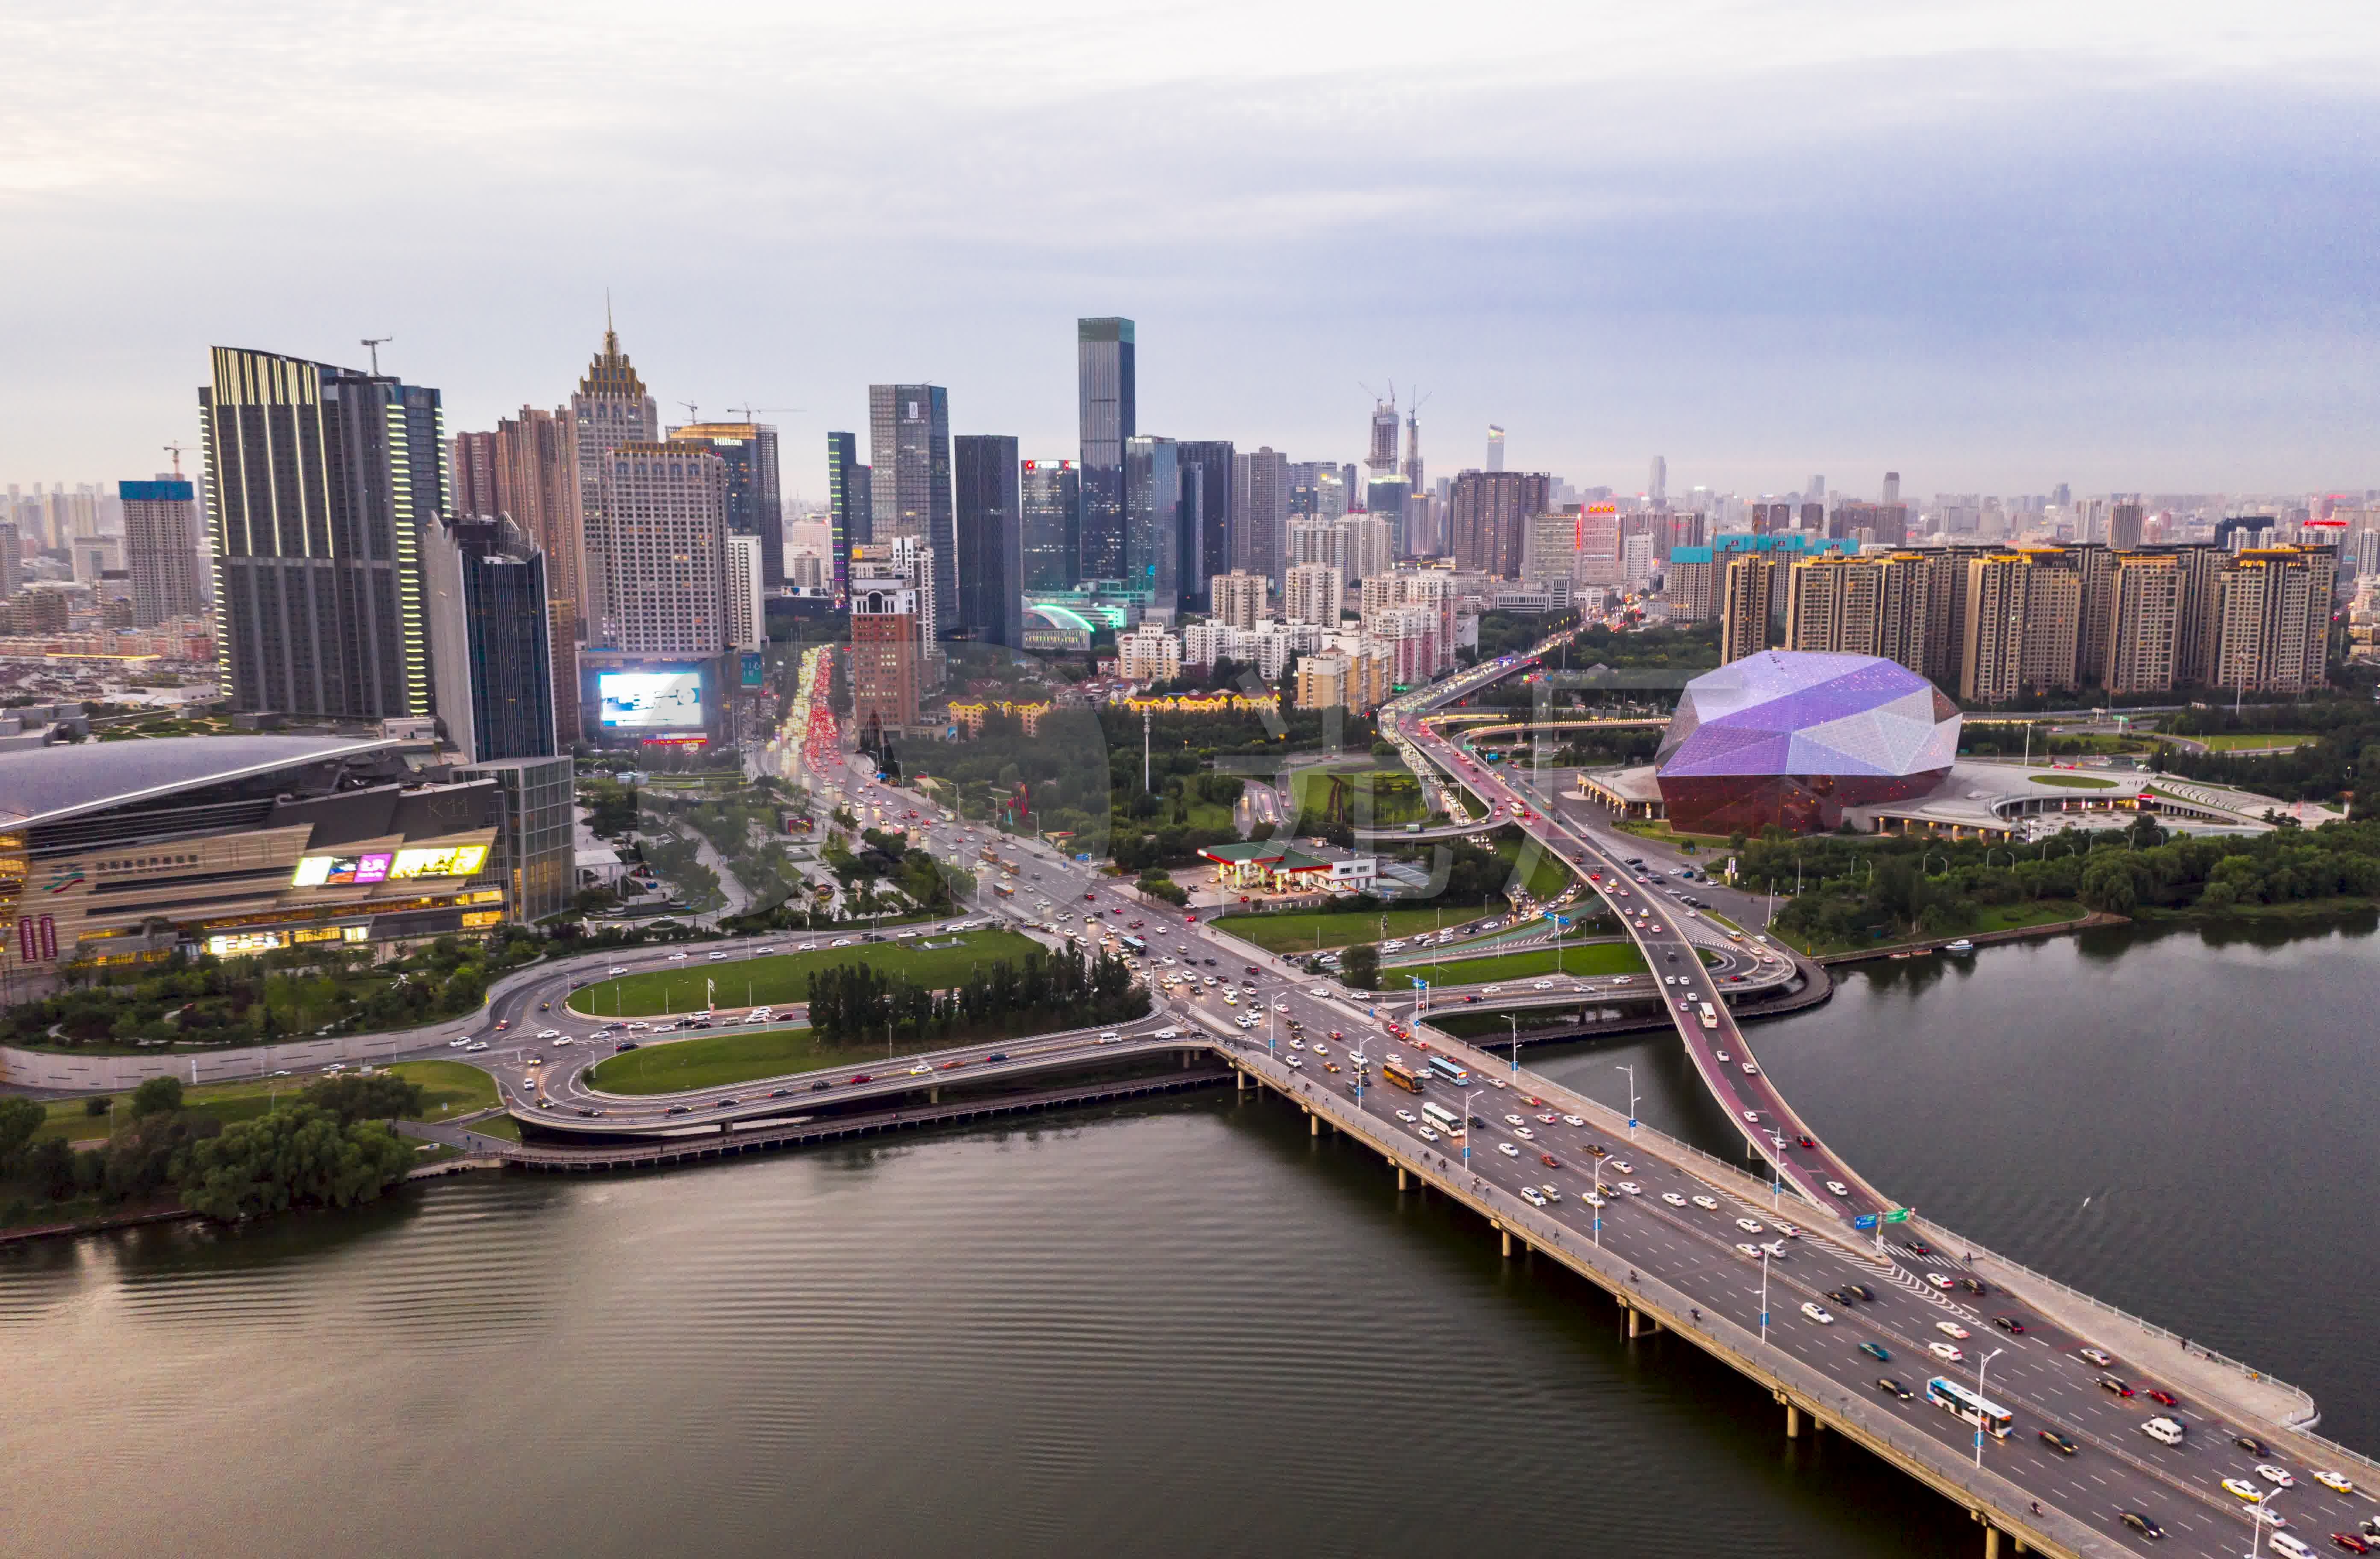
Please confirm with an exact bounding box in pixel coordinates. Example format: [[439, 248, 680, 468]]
[[804, 942, 1145, 1047]]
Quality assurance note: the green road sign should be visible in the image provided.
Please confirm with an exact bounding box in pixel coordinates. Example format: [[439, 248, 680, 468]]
[[1882, 1208, 1913, 1224]]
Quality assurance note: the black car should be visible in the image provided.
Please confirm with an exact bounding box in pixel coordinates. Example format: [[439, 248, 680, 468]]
[[665, 1105, 690, 1115], [1825, 1288, 1856, 1306], [1875, 1377, 1912, 1400], [2038, 1429, 2078, 1456], [1908, 1241, 1933, 1256], [2098, 1375, 2134, 1398], [2118, 1511, 2163, 1539], [575, 1107, 601, 1118], [1959, 1276, 1988, 1296], [2233, 1432, 2272, 1456], [809, 1080, 832, 1092], [715, 1097, 739, 1108], [1992, 1315, 2027, 1335], [769, 1088, 793, 1098], [1469, 1115, 1489, 1128], [617, 1040, 640, 1052], [987, 1052, 1009, 1063], [1846, 1283, 1876, 1302]]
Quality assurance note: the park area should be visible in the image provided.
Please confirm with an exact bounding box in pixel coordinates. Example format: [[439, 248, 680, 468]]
[[25, 1059, 498, 1147], [1219, 904, 1479, 955], [567, 929, 1044, 1018], [1289, 763, 1429, 828], [581, 1025, 888, 1094]]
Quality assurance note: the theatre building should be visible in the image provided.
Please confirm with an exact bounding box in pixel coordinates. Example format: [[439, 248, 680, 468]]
[[0, 737, 542, 973]]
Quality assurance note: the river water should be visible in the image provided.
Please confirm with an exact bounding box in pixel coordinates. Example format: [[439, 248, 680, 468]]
[[3, 919, 2372, 1557]]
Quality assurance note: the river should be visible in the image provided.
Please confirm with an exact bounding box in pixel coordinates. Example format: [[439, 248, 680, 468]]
[[3, 918, 2371, 1557]]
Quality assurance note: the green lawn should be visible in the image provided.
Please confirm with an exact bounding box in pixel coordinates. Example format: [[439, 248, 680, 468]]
[[581, 1022, 990, 1095], [1613, 819, 1740, 850], [2197, 733, 2316, 752], [1290, 765, 1428, 827], [566, 929, 1045, 1018], [1493, 831, 1578, 901], [1371, 940, 1648, 990], [1218, 904, 1492, 955], [471, 1115, 524, 1143], [2027, 772, 2119, 789], [32, 1057, 499, 1145], [1779, 898, 2088, 957]]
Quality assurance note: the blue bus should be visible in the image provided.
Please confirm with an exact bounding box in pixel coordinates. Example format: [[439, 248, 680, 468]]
[[1427, 1054, 1471, 1086], [1119, 935, 1147, 955]]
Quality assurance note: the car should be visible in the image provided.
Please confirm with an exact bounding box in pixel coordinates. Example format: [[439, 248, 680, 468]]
[[2079, 1347, 2115, 1367], [833, 938, 853, 947], [1513, 1127, 1535, 1141], [2313, 1470, 2356, 1495], [2144, 1388, 2178, 1408], [1609, 1161, 1634, 1174], [1661, 1191, 1688, 1207], [940, 1058, 967, 1071], [2233, 1433, 2272, 1456], [1736, 1218, 1766, 1234], [1991, 1314, 2027, 1334], [1928, 1341, 1965, 1362], [1907, 1241, 1934, 1256], [1395, 1109, 1418, 1123], [810, 1080, 832, 1092], [849, 1073, 873, 1084], [664, 1105, 690, 1116], [1959, 1276, 1988, 1296], [1761, 1240, 1789, 1259], [613, 1040, 638, 1052], [2222, 1478, 2267, 1504], [2256, 1465, 2295, 1488], [1735, 1243, 1764, 1259], [1826, 1179, 1851, 1197], [2327, 1533, 2370, 1555], [668, 952, 689, 961], [1874, 1375, 1912, 1400], [1741, 1061, 1760, 1074], [708, 951, 729, 961], [714, 1097, 739, 1107], [1846, 1283, 1876, 1303], [608, 966, 629, 975], [2117, 1511, 2163, 1539], [1520, 1187, 1547, 1207], [1497, 1142, 1520, 1157], [575, 1107, 600, 1118], [2038, 1428, 2078, 1456], [1935, 1321, 1971, 1340], [1561, 1114, 1585, 1127], [1859, 1341, 1891, 1361], [1800, 1301, 1834, 1325], [2099, 1375, 2135, 1398], [1535, 1112, 1556, 1125], [1540, 1153, 1561, 1168], [1691, 1194, 1718, 1210], [1925, 1273, 1956, 1291], [1796, 1133, 1817, 1149], [1615, 1182, 1642, 1196]]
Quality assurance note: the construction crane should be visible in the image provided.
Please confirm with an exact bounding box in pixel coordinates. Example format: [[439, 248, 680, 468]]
[[677, 401, 701, 424], [162, 443, 190, 477], [360, 336, 392, 374], [725, 405, 804, 422]]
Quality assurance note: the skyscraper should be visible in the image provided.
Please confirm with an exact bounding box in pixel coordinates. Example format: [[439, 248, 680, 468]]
[[120, 477, 206, 627], [1488, 426, 1506, 473], [451, 406, 586, 738], [423, 514, 557, 761], [1882, 471, 1902, 506], [1020, 459, 1079, 591], [868, 384, 956, 624], [725, 535, 766, 650], [826, 430, 869, 597], [1123, 434, 1180, 607], [593, 442, 730, 655], [1177, 440, 1234, 604], [954, 434, 1024, 647], [1648, 455, 1666, 503], [1077, 318, 1135, 584], [200, 345, 445, 718], [1718, 554, 1773, 665], [1402, 404, 1424, 494], [669, 421, 784, 589], [1231, 447, 1290, 585], [571, 325, 660, 641], [1367, 396, 1399, 479], [1447, 470, 1549, 576]]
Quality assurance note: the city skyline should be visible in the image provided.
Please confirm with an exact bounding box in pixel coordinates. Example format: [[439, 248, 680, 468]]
[[7, 6, 2379, 493]]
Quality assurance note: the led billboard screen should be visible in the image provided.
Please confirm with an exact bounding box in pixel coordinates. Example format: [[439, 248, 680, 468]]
[[291, 853, 394, 888], [598, 671, 705, 728], [389, 845, 490, 880]]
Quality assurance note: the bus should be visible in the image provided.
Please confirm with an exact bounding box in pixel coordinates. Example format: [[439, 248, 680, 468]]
[[993, 883, 1015, 898], [1000, 859, 1020, 876], [1119, 935, 1147, 955], [978, 846, 999, 864], [1382, 1060, 1425, 1093], [1925, 1377, 2013, 1438], [1426, 1054, 1472, 1086], [1697, 1001, 1718, 1030], [1420, 1101, 1463, 1138]]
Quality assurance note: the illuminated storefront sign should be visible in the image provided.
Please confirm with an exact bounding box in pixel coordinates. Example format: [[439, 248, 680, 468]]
[[207, 930, 289, 957], [290, 853, 394, 888], [388, 844, 489, 880]]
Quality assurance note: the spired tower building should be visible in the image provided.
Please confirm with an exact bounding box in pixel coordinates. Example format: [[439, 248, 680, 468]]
[[570, 322, 660, 644]]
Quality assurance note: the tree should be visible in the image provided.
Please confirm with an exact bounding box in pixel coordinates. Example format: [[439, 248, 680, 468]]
[[300, 1073, 427, 1126], [1339, 943, 1380, 989], [0, 1094, 43, 1169], [175, 1105, 415, 1223], [127, 1074, 184, 1120]]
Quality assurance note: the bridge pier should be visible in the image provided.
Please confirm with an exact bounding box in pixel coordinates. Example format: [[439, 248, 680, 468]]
[[1499, 1227, 1512, 1259], [1983, 1527, 2000, 1559], [1309, 1110, 1320, 1138], [1396, 1165, 1408, 1191], [1785, 1401, 1801, 1438], [929, 1084, 939, 1104], [1235, 1067, 1247, 1094]]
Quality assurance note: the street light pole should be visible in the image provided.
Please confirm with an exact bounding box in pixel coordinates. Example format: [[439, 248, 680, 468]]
[[1506, 1013, 1520, 1077], [1974, 1347, 2005, 1467], [1758, 1244, 1771, 1344], [2247, 1490, 2287, 1559], [1614, 1062, 1638, 1140]]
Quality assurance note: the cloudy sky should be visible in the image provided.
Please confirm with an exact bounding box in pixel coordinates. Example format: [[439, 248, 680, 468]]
[[7, 0, 2378, 501]]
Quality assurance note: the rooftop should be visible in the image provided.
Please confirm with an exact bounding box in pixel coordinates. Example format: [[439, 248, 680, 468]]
[[0, 735, 403, 828]]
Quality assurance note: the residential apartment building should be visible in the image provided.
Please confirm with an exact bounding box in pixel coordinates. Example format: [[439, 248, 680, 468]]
[[1116, 624, 1181, 684], [2103, 550, 2182, 694], [1718, 554, 1773, 663], [1209, 569, 1268, 629], [1782, 552, 1934, 678], [725, 535, 765, 651], [1960, 549, 2082, 703], [592, 442, 730, 655], [1231, 446, 1289, 584], [120, 477, 206, 627], [2212, 545, 2334, 694], [849, 570, 922, 737], [1284, 562, 1344, 627], [1448, 470, 1550, 576]]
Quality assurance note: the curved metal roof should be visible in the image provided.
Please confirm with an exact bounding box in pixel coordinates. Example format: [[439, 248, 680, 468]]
[[0, 735, 402, 828]]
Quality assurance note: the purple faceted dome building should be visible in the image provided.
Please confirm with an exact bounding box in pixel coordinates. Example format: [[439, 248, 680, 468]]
[[1654, 652, 1959, 835]]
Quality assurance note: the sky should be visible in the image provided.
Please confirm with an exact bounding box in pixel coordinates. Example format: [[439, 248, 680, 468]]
[[6, 0, 2379, 503]]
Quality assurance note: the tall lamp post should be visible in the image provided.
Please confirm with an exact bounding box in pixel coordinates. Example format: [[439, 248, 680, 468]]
[[2246, 1490, 2287, 1559], [1614, 1062, 1639, 1141], [1973, 1347, 2006, 1468], [1507, 1013, 1521, 1077]]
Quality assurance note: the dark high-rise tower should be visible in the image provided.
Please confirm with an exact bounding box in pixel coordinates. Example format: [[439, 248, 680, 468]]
[[1124, 434, 1180, 605], [1076, 317, 1135, 581], [200, 345, 445, 718], [954, 434, 1023, 647], [423, 513, 557, 761], [1177, 440, 1234, 605], [826, 430, 870, 598], [1020, 459, 1079, 591], [868, 384, 954, 625]]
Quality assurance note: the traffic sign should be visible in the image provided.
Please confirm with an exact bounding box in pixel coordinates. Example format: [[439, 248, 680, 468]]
[[1627, 1118, 1638, 1130], [1882, 1208, 1912, 1224], [1853, 1213, 1879, 1230]]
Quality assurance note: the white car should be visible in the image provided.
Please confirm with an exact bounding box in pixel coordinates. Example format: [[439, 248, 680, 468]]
[[1800, 1301, 1834, 1325], [1504, 1114, 1526, 1126], [1735, 1218, 1764, 1233], [608, 966, 629, 976], [2254, 1465, 2294, 1488], [1610, 1161, 1634, 1174], [1661, 1191, 1688, 1207], [1512, 1127, 1535, 1141], [1520, 1187, 1548, 1207], [1561, 1114, 1584, 1127], [1935, 1321, 1971, 1340], [1735, 1242, 1764, 1259], [1927, 1341, 1965, 1362], [1615, 1182, 1642, 1196], [798, 942, 817, 951], [536, 1029, 560, 1039], [708, 951, 728, 961], [1497, 1142, 1520, 1158], [1741, 1061, 1760, 1075], [1760, 1241, 1788, 1259], [1826, 1180, 1851, 1197], [1395, 1109, 1418, 1123], [1691, 1195, 1719, 1211], [1285, 1057, 1304, 1070], [1583, 1193, 1607, 1208], [1274, 1002, 1290, 1013], [668, 952, 689, 961], [832, 938, 853, 947], [1532, 981, 1552, 991], [1926, 1273, 1955, 1291]]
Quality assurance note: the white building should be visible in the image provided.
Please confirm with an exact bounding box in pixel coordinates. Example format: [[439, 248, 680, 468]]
[[725, 535, 766, 650], [1117, 624, 1182, 684], [1284, 563, 1345, 626]]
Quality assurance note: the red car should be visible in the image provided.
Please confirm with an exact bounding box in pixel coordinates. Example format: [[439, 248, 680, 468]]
[[1084, 893, 1097, 902], [850, 1073, 873, 1084], [1540, 1153, 1561, 1168], [1185, 913, 1198, 923], [2144, 1388, 2178, 1408]]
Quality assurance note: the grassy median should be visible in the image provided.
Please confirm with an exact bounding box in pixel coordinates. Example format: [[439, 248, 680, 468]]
[[1372, 941, 1649, 990], [584, 1022, 1034, 1096], [567, 929, 1043, 1018], [1218, 905, 1487, 955]]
